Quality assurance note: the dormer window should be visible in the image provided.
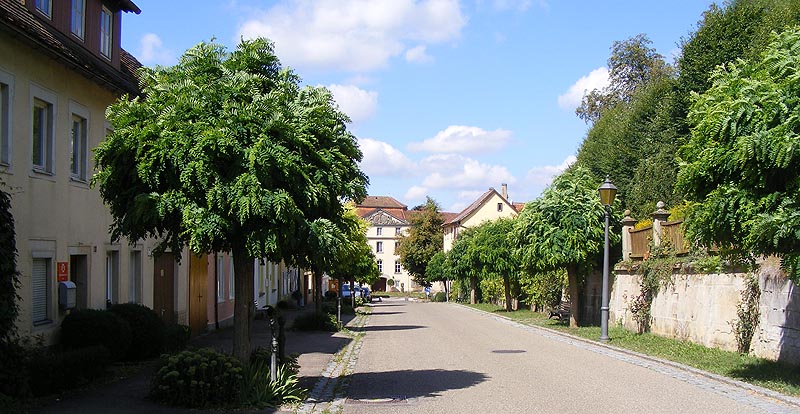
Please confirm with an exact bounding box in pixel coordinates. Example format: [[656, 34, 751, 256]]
[[100, 7, 112, 59], [71, 0, 86, 40], [34, 0, 51, 18]]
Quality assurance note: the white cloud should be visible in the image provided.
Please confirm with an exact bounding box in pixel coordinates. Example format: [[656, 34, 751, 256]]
[[420, 154, 516, 189], [138, 33, 175, 66], [557, 67, 610, 111], [326, 84, 378, 123], [358, 138, 416, 176], [404, 186, 428, 203], [405, 45, 433, 63], [408, 125, 512, 153], [237, 0, 466, 72], [525, 155, 576, 186]]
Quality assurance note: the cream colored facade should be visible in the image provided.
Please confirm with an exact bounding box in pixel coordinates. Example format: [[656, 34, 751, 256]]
[[443, 186, 519, 252], [0, 38, 159, 342], [364, 213, 417, 292]]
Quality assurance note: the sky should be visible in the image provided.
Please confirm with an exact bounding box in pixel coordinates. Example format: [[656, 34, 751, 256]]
[[120, 0, 716, 213]]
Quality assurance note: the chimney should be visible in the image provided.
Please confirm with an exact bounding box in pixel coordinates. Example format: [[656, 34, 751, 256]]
[[501, 183, 508, 200]]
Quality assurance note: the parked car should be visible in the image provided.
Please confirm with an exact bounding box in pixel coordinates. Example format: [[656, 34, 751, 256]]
[[361, 286, 372, 302], [341, 283, 361, 299]]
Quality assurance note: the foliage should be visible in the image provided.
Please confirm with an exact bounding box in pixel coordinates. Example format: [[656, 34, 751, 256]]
[[479, 276, 504, 304], [27, 345, 112, 397], [397, 197, 444, 285], [468, 218, 519, 311], [163, 324, 191, 353], [108, 303, 165, 360], [432, 292, 447, 302], [0, 183, 19, 343], [95, 38, 367, 361], [629, 243, 677, 333], [519, 269, 565, 311], [425, 251, 449, 284], [59, 309, 132, 361], [240, 362, 305, 408], [677, 28, 800, 282], [151, 348, 244, 408], [512, 165, 620, 326], [731, 274, 761, 354], [291, 311, 340, 332], [327, 205, 379, 287]]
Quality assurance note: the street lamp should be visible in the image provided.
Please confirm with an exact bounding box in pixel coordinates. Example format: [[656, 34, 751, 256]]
[[598, 176, 617, 342]]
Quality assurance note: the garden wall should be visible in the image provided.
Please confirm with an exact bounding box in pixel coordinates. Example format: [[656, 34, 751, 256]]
[[608, 258, 799, 365]]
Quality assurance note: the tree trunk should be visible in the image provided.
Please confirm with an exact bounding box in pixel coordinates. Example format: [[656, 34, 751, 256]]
[[470, 276, 477, 304], [567, 263, 580, 328], [232, 244, 255, 364], [503, 275, 512, 311], [312, 265, 323, 315]]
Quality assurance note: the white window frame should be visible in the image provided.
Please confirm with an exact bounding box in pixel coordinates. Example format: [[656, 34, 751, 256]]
[[395, 227, 401, 236], [0, 70, 12, 167], [376, 227, 382, 236], [31, 256, 52, 326], [216, 255, 224, 303], [377, 259, 383, 274], [70, 101, 89, 182], [100, 7, 112, 59], [129, 250, 142, 303], [497, 202, 503, 212], [228, 256, 235, 300], [71, 0, 86, 39], [34, 0, 51, 18], [376, 241, 383, 253], [395, 261, 401, 274], [30, 84, 56, 175], [106, 249, 120, 306]]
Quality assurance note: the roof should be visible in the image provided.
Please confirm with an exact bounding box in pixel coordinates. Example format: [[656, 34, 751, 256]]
[[512, 202, 526, 213], [0, 0, 142, 96], [444, 188, 497, 225], [357, 196, 407, 209]]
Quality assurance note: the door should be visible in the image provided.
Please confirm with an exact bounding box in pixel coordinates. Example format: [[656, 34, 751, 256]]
[[188, 254, 208, 335], [69, 254, 88, 309], [153, 252, 175, 324]]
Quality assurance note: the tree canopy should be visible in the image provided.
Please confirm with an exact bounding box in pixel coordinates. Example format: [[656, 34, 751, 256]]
[[678, 28, 800, 282], [397, 197, 444, 286], [94, 38, 367, 361], [468, 218, 519, 311]]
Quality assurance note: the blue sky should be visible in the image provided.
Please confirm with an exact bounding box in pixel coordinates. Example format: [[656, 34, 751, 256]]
[[121, 0, 715, 213]]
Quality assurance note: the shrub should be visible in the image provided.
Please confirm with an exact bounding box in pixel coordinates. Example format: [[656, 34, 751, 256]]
[[240, 362, 305, 408], [0, 339, 31, 398], [27, 345, 111, 397], [109, 303, 165, 360], [324, 290, 337, 301], [60, 309, 132, 360], [291, 312, 340, 332], [151, 348, 243, 408], [163, 324, 191, 353], [433, 292, 447, 302]]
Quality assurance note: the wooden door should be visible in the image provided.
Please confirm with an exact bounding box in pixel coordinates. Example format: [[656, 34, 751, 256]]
[[188, 254, 208, 335], [153, 252, 175, 324]]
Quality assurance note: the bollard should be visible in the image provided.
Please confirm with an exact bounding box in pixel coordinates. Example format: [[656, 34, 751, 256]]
[[265, 305, 278, 383]]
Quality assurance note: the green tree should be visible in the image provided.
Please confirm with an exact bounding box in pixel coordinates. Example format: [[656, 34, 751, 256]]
[[397, 197, 444, 286], [447, 227, 481, 303], [0, 182, 19, 342], [512, 166, 619, 327], [469, 218, 519, 311], [426, 251, 449, 285], [677, 28, 800, 282], [519, 269, 566, 312], [327, 206, 379, 307], [94, 39, 367, 362]]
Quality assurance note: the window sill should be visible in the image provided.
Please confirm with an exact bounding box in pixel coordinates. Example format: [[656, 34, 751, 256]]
[[30, 168, 56, 182], [33, 319, 53, 327], [70, 176, 90, 187]]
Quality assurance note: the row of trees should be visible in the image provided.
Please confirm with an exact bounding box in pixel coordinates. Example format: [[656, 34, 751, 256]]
[[95, 39, 374, 362]]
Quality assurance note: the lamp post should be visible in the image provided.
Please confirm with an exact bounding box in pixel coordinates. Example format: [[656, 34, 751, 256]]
[[598, 176, 617, 342]]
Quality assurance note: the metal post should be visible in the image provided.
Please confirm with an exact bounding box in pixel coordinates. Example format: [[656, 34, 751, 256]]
[[600, 204, 611, 342], [267, 307, 278, 383]]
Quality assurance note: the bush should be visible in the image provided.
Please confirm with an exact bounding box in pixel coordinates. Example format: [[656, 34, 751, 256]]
[[291, 312, 340, 332], [324, 290, 337, 301], [109, 303, 165, 360], [163, 324, 191, 353], [432, 292, 447, 302], [27, 345, 111, 397], [240, 362, 305, 408], [60, 309, 132, 360], [0, 339, 31, 398], [151, 348, 243, 408]]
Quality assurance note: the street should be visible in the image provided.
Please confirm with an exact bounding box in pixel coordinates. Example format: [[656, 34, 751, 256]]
[[332, 298, 799, 414]]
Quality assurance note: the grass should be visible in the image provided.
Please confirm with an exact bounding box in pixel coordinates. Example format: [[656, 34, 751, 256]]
[[465, 303, 800, 397]]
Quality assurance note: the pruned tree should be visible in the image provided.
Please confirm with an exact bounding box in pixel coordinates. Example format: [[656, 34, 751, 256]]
[[397, 197, 444, 286], [512, 166, 619, 327], [469, 218, 519, 311], [446, 227, 480, 303], [678, 28, 800, 282], [94, 39, 367, 362]]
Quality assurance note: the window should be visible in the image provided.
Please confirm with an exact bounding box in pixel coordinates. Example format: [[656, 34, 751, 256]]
[[100, 7, 112, 59], [0, 76, 10, 166], [376, 227, 382, 236], [376, 241, 383, 253], [216, 255, 224, 302], [497, 203, 503, 212], [395, 261, 401, 274], [71, 0, 85, 39], [377, 259, 383, 274], [229, 256, 235, 300], [34, 0, 51, 18], [394, 241, 400, 252], [70, 114, 88, 181], [129, 251, 142, 303], [106, 250, 119, 305], [32, 98, 54, 173], [31, 258, 51, 325], [395, 227, 401, 236]]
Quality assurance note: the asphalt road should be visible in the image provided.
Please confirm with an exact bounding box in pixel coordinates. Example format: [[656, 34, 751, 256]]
[[340, 298, 800, 414]]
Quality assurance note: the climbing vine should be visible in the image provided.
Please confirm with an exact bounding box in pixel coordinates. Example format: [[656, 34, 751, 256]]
[[731, 274, 760, 354], [629, 242, 676, 334], [0, 182, 19, 343]]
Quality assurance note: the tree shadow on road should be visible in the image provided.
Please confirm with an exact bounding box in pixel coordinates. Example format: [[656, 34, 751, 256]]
[[357, 325, 426, 332], [344, 369, 489, 400]]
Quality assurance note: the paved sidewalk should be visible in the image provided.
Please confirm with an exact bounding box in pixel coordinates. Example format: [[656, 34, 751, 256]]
[[28, 307, 358, 414]]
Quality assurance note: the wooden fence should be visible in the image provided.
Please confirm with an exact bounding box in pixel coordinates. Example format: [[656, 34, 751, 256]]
[[629, 225, 651, 259], [628, 220, 688, 258]]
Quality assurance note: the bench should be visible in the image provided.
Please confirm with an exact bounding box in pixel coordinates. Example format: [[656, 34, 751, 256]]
[[548, 302, 570, 323]]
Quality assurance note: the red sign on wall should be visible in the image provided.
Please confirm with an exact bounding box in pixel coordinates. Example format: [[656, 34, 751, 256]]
[[57, 261, 69, 282]]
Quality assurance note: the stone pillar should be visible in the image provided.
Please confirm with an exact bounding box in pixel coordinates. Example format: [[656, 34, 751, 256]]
[[651, 201, 670, 247], [621, 210, 637, 261]]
